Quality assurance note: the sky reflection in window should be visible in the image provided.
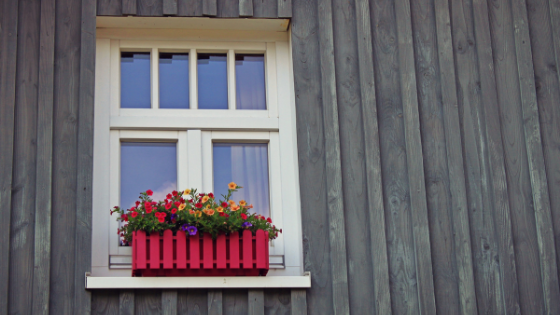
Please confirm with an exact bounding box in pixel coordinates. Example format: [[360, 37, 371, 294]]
[[198, 54, 228, 109], [159, 53, 189, 109], [121, 52, 151, 108], [236, 54, 266, 110]]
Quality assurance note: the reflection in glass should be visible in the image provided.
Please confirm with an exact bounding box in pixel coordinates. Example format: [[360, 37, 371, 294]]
[[198, 54, 228, 109], [213, 143, 269, 217], [236, 55, 266, 110], [159, 53, 189, 109], [121, 52, 151, 108], [120, 142, 177, 212]]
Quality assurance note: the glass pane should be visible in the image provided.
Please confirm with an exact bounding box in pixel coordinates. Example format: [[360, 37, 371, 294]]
[[121, 52, 151, 108], [120, 142, 177, 211], [159, 53, 189, 109], [236, 54, 266, 110], [198, 54, 228, 109], [213, 143, 269, 217]]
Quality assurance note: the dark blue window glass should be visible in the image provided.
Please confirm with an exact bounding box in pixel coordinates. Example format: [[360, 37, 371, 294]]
[[121, 52, 151, 108], [235, 54, 266, 110], [198, 54, 228, 109], [159, 53, 189, 109]]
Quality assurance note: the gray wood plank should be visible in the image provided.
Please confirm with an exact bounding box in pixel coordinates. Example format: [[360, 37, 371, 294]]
[[138, 0, 163, 16], [248, 290, 264, 315], [253, 0, 277, 18], [393, 0, 437, 313], [32, 0, 55, 314], [208, 290, 222, 315], [135, 290, 162, 314], [119, 290, 135, 315], [9, 0, 40, 314], [178, 289, 208, 314], [162, 290, 178, 315], [163, 0, 177, 15], [277, 0, 291, 18], [511, 0, 560, 313], [223, 290, 248, 315], [239, 0, 253, 17], [97, 0, 122, 15], [291, 0, 334, 313], [122, 0, 137, 15], [217, 0, 239, 17], [433, 0, 478, 313], [331, 0, 375, 313], [203, 0, 217, 16], [74, 0, 97, 313], [0, 1, 18, 313], [290, 290, 307, 315], [177, 0, 203, 16], [316, 0, 350, 313], [92, 290, 120, 315], [548, 0, 560, 88], [354, 0, 392, 313], [264, 289, 290, 315], [50, 0, 82, 312]]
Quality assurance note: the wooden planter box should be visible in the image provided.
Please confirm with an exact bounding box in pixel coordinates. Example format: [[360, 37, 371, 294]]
[[132, 229, 269, 277]]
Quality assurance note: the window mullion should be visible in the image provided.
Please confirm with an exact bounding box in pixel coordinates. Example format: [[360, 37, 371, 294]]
[[201, 131, 213, 193], [187, 130, 203, 189], [177, 131, 188, 189], [189, 49, 198, 110], [227, 49, 236, 110], [151, 48, 159, 109]]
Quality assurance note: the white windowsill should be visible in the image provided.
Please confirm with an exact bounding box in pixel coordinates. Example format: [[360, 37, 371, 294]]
[[85, 272, 311, 289]]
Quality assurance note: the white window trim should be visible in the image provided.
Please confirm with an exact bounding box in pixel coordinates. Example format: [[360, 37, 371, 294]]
[[91, 27, 304, 278]]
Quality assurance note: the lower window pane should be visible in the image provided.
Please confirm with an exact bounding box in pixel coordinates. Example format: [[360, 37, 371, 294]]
[[120, 142, 177, 213], [213, 143, 270, 217]]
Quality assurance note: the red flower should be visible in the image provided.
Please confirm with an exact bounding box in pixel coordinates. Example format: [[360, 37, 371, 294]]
[[195, 203, 203, 208], [219, 212, 225, 217], [267, 217, 272, 223], [121, 214, 128, 222], [158, 217, 165, 223], [144, 202, 150, 207], [221, 202, 228, 207], [131, 211, 138, 218], [208, 193, 214, 198], [279, 229, 282, 233], [165, 203, 172, 210], [225, 214, 230, 218], [240, 213, 247, 220], [146, 189, 153, 196], [135, 201, 140, 207], [188, 199, 193, 203], [174, 201, 181, 207], [171, 208, 177, 214], [145, 207, 152, 214], [151, 201, 157, 206], [199, 193, 205, 197], [166, 193, 172, 199], [180, 198, 185, 203], [172, 190, 178, 196]]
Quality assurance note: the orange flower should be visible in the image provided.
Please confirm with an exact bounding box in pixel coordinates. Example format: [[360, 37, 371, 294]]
[[228, 182, 237, 189], [231, 205, 240, 212], [178, 203, 186, 211], [239, 200, 247, 206], [228, 200, 236, 205], [183, 189, 191, 195], [189, 209, 196, 215], [247, 204, 253, 209], [216, 206, 224, 213], [203, 209, 215, 216], [202, 195, 210, 203], [195, 210, 202, 217]]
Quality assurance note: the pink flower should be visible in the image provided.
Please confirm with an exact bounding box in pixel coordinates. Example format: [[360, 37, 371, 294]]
[[146, 189, 153, 196]]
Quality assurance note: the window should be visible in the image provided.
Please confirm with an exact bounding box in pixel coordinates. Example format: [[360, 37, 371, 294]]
[[91, 22, 302, 277]]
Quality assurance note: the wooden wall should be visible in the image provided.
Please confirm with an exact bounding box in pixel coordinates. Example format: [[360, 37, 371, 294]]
[[291, 0, 560, 313]]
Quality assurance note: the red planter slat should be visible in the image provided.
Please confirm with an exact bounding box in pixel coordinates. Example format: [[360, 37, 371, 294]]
[[132, 229, 270, 277]]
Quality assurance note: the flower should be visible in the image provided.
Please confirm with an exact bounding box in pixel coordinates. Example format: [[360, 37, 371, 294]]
[[228, 200, 236, 205], [199, 193, 205, 197], [172, 190, 178, 196], [203, 209, 215, 216], [135, 201, 141, 207], [121, 214, 128, 222], [171, 208, 177, 214], [208, 193, 214, 198], [187, 226, 197, 236], [181, 224, 188, 231], [145, 206, 152, 214], [231, 205, 240, 212], [219, 212, 225, 217], [171, 214, 177, 220], [178, 203, 186, 211], [195, 202, 203, 208], [239, 200, 247, 206], [183, 189, 191, 195], [216, 206, 224, 213], [165, 203, 172, 210], [130, 211, 138, 218], [267, 217, 272, 223], [221, 202, 228, 207], [195, 210, 202, 218], [189, 209, 195, 215], [158, 217, 165, 223], [242, 222, 252, 228], [174, 201, 181, 207], [166, 193, 172, 199], [228, 182, 237, 189], [146, 189, 153, 196], [201, 196, 210, 203], [240, 213, 247, 220]]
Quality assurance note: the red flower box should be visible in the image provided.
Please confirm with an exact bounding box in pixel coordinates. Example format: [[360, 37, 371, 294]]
[[132, 229, 269, 277]]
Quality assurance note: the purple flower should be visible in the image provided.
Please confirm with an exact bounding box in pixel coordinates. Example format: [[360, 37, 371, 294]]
[[187, 226, 197, 236], [181, 224, 188, 231], [242, 222, 252, 228], [171, 214, 177, 220]]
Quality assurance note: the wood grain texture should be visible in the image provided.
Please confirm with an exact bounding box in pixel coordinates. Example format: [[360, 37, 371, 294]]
[[203, 0, 217, 16], [138, 0, 163, 15], [511, 0, 560, 313], [177, 0, 203, 16], [178, 289, 208, 314], [119, 290, 135, 315], [353, 0, 391, 312], [0, 1, 19, 313], [264, 289, 290, 315], [50, 0, 82, 312], [394, 0, 437, 313], [253, 0, 277, 18], [97, 0, 122, 15], [163, 0, 177, 15], [74, 0, 97, 313], [122, 0, 137, 15], [239, 0, 253, 16], [208, 290, 223, 315], [548, 0, 560, 88], [291, 0, 334, 313], [290, 290, 307, 315], [223, 290, 248, 315], [162, 290, 178, 315], [248, 290, 264, 315], [32, 0, 55, 313], [316, 0, 350, 313], [217, 0, 239, 17], [9, 0, 40, 314], [91, 290, 120, 315], [135, 290, 162, 314], [277, 0, 291, 18]]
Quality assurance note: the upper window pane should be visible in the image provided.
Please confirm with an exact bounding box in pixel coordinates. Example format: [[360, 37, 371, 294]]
[[120, 142, 177, 211], [159, 53, 189, 109], [121, 52, 151, 108], [198, 54, 228, 110], [236, 54, 266, 110], [213, 143, 270, 217]]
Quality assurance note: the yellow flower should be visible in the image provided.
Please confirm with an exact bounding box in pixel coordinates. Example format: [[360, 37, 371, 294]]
[[228, 182, 237, 189], [195, 210, 202, 218], [202, 196, 210, 203], [178, 203, 186, 211], [239, 200, 247, 206], [203, 209, 215, 216], [216, 206, 224, 213], [183, 189, 191, 195], [228, 200, 236, 205], [206, 204, 212, 209], [231, 205, 240, 212]]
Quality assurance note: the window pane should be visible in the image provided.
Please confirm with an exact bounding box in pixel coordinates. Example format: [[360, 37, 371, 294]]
[[120, 142, 177, 211], [159, 53, 189, 109], [198, 54, 228, 109], [213, 143, 269, 217], [236, 54, 266, 110], [121, 52, 151, 108]]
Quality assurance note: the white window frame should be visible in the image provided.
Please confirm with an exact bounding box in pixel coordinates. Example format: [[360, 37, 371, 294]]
[[91, 26, 303, 277]]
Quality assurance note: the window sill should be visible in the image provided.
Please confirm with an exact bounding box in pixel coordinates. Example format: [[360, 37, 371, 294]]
[[85, 272, 311, 289]]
